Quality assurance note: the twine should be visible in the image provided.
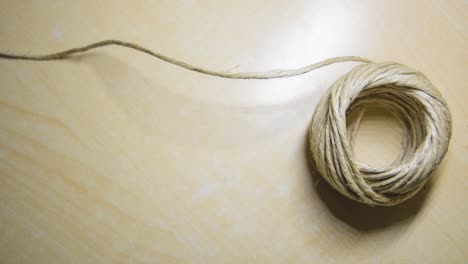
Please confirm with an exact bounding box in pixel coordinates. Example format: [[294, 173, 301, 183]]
[[0, 40, 452, 206]]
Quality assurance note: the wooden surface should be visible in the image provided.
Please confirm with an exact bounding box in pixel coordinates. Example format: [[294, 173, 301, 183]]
[[0, 0, 467, 263]]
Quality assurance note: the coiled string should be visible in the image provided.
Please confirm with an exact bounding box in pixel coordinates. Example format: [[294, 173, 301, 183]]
[[0, 40, 452, 206]]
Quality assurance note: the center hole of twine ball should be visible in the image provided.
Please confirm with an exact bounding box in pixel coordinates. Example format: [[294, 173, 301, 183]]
[[346, 104, 404, 167]]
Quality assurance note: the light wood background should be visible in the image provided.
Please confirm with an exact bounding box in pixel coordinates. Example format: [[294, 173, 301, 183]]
[[0, 0, 467, 263]]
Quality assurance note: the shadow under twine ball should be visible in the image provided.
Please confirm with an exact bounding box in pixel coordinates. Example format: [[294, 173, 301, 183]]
[[309, 62, 452, 206]]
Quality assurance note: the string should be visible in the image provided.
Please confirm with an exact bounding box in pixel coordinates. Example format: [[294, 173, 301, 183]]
[[0, 39, 452, 206]]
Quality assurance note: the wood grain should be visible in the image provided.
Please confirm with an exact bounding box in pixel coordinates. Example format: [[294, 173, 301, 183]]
[[0, 0, 467, 263]]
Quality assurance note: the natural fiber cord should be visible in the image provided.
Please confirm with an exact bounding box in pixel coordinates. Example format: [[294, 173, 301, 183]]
[[0, 40, 452, 206], [310, 62, 451, 205]]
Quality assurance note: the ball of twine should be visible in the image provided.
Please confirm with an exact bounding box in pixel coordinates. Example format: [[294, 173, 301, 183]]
[[309, 62, 452, 206], [0, 40, 453, 206]]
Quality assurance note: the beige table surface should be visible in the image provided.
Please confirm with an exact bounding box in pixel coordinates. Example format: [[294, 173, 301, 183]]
[[0, 0, 467, 263]]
